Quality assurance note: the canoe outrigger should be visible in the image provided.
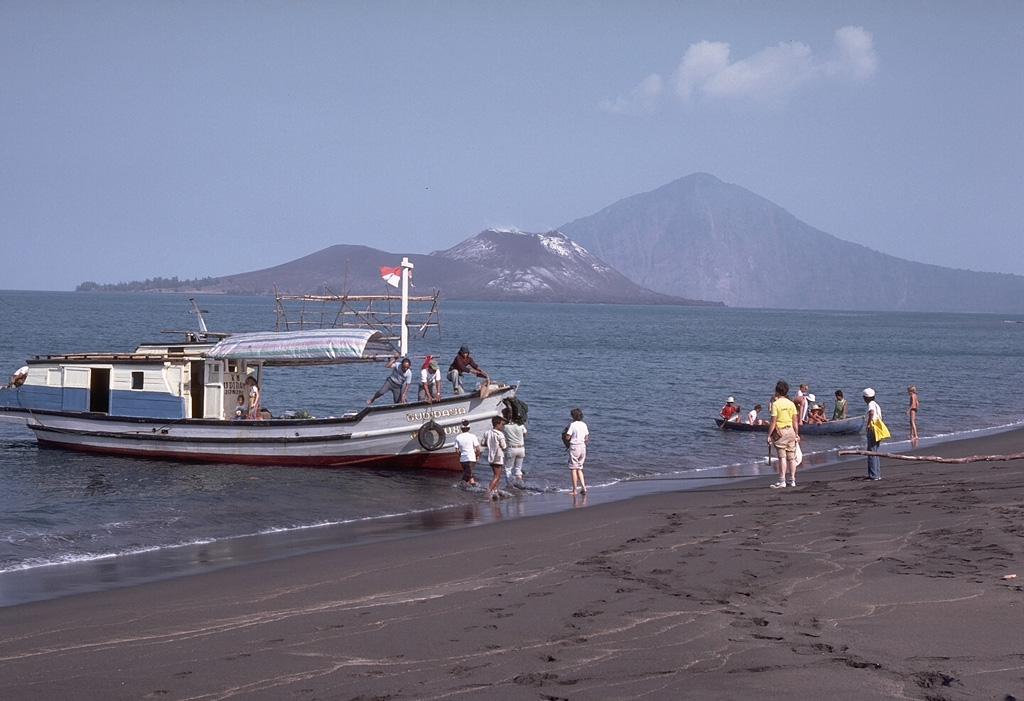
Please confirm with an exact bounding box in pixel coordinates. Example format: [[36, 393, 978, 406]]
[[715, 415, 865, 436], [0, 259, 520, 470]]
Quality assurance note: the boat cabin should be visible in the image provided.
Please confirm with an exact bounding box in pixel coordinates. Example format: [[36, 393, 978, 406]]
[[16, 342, 262, 421], [8, 327, 394, 422]]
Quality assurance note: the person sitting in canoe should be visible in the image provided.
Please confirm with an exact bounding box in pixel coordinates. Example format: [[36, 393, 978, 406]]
[[805, 404, 828, 424], [832, 389, 847, 420], [747, 404, 764, 425], [720, 397, 739, 422]]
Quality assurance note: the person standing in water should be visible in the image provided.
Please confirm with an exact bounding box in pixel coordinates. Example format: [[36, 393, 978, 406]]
[[484, 416, 507, 500], [795, 383, 809, 425], [566, 407, 589, 495], [502, 412, 527, 487], [906, 385, 919, 444], [453, 419, 481, 489]]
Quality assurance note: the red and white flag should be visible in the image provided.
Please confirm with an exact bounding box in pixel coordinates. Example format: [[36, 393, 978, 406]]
[[380, 265, 401, 288]]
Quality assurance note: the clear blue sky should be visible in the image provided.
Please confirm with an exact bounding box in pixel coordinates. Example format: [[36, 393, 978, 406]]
[[2, 1, 1022, 290]]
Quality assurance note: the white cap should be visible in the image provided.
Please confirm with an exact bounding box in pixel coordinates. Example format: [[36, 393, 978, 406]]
[[862, 388, 875, 398], [726, 396, 734, 403]]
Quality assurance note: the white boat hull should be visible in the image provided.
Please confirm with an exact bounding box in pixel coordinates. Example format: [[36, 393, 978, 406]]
[[2, 387, 515, 470]]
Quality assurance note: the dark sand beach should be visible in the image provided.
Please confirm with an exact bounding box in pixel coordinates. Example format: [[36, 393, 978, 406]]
[[1, 429, 1023, 700]]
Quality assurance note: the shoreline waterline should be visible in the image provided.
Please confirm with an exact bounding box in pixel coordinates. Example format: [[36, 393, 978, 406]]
[[2, 422, 1020, 608], [3, 421, 1023, 699]]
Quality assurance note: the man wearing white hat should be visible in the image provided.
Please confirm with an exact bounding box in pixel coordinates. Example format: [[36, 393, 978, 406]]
[[863, 388, 883, 480], [720, 397, 738, 422]]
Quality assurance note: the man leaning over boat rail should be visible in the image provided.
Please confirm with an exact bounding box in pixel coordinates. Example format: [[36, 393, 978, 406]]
[[3, 365, 28, 389], [419, 357, 442, 403], [367, 356, 413, 405]]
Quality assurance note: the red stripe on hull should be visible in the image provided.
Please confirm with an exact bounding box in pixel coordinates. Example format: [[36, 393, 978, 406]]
[[36, 439, 463, 471]]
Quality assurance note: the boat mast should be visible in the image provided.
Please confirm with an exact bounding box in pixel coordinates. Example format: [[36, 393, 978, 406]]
[[189, 298, 209, 340], [400, 257, 413, 357]]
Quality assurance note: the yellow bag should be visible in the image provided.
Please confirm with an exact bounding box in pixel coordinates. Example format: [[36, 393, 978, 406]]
[[870, 417, 891, 441]]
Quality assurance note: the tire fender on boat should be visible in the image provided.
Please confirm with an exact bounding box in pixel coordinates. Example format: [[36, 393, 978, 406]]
[[417, 420, 446, 451]]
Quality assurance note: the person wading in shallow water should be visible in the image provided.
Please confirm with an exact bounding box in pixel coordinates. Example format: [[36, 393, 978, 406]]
[[906, 385, 919, 444], [485, 416, 507, 500], [502, 410, 527, 487], [453, 419, 481, 489], [566, 407, 589, 495]]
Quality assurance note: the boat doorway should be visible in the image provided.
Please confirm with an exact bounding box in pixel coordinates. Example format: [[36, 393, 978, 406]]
[[89, 368, 110, 413], [189, 361, 205, 419]]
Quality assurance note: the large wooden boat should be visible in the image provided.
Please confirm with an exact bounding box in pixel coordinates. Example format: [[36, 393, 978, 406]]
[[0, 259, 519, 470], [715, 415, 865, 436]]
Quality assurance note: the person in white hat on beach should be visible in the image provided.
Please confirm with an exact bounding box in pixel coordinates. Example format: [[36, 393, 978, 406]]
[[863, 388, 883, 480]]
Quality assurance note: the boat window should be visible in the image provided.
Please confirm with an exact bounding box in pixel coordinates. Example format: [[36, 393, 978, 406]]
[[131, 371, 144, 390], [46, 368, 60, 386]]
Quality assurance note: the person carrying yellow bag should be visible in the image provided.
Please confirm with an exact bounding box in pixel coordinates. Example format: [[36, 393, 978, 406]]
[[871, 415, 891, 441], [862, 388, 885, 480]]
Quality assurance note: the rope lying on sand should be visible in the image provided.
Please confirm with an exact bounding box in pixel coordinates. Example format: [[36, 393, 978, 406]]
[[838, 449, 1024, 464]]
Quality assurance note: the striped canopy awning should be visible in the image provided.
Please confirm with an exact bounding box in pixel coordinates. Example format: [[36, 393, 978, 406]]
[[205, 329, 394, 365]]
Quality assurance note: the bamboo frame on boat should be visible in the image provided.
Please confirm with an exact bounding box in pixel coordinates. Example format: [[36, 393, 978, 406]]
[[273, 284, 443, 353]]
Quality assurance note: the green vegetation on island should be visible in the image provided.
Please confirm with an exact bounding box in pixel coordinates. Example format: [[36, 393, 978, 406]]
[[77, 276, 222, 293]]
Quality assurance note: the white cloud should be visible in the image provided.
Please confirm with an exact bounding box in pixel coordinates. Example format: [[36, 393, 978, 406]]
[[601, 26, 877, 113], [599, 73, 663, 115], [675, 41, 731, 100], [696, 40, 815, 102], [826, 25, 878, 81]]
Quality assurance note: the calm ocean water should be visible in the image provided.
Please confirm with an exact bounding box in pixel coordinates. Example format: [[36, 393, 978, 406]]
[[1, 290, 1023, 606]]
